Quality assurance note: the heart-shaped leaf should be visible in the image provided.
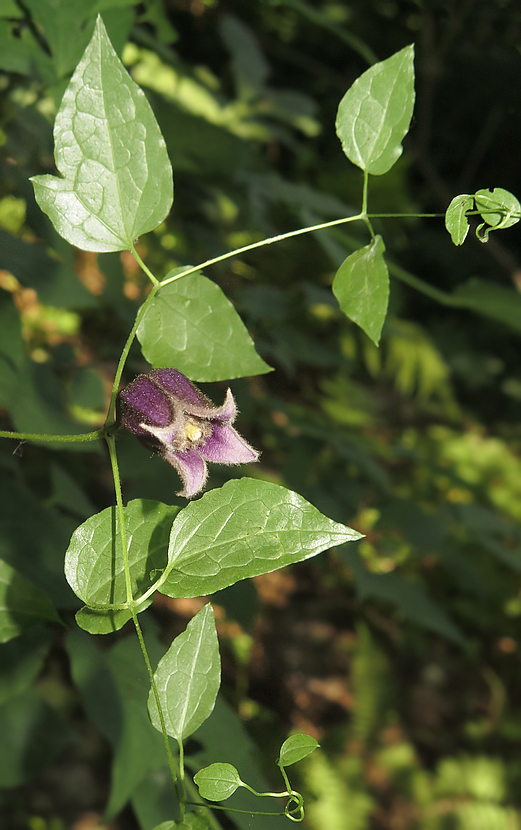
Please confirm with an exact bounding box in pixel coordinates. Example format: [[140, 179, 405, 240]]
[[31, 16, 173, 252], [137, 270, 272, 382]]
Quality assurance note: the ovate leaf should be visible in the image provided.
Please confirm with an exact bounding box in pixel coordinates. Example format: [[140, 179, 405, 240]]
[[336, 45, 415, 175], [148, 604, 221, 740], [278, 734, 319, 767], [137, 270, 272, 382], [332, 235, 388, 345], [159, 478, 362, 599], [30, 16, 173, 253], [445, 194, 473, 245], [0, 559, 60, 643], [194, 762, 242, 801], [64, 500, 179, 620]]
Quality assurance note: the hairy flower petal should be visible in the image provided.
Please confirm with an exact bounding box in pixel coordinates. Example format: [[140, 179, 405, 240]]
[[200, 423, 259, 465], [118, 368, 259, 498]]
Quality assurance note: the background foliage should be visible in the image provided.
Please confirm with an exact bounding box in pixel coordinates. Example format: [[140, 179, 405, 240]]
[[2, 0, 521, 828]]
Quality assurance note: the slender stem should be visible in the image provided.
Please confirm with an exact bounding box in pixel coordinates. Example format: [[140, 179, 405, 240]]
[[0, 429, 103, 443], [131, 244, 160, 286], [105, 282, 161, 425], [159, 212, 444, 288], [106, 434, 182, 809], [362, 170, 369, 216], [160, 214, 365, 286]]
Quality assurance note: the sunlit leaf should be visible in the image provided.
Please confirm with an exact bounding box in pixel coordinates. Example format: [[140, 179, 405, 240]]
[[336, 45, 415, 175], [159, 478, 362, 599], [137, 270, 272, 382], [148, 604, 221, 740], [30, 16, 173, 252], [64, 500, 179, 617], [332, 235, 388, 345], [474, 187, 521, 242]]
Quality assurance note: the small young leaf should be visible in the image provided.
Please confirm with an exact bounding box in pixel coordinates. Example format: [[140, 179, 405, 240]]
[[64, 500, 179, 613], [30, 16, 173, 253], [159, 478, 362, 599], [194, 762, 242, 801], [474, 187, 521, 242], [336, 45, 415, 175], [137, 270, 272, 382], [148, 604, 221, 740], [278, 734, 320, 767], [0, 559, 60, 643], [332, 235, 388, 346], [445, 194, 473, 245]]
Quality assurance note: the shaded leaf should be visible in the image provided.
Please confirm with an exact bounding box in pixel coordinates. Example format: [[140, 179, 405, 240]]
[[31, 16, 173, 252], [0, 559, 60, 643], [0, 628, 52, 706], [159, 479, 362, 599], [148, 604, 221, 740], [0, 689, 69, 787], [332, 235, 388, 345], [343, 551, 466, 647], [137, 271, 272, 382], [336, 45, 415, 175]]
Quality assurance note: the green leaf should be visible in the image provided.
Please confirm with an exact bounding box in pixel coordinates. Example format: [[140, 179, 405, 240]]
[[278, 734, 319, 767], [137, 270, 272, 382], [474, 187, 521, 242], [0, 559, 60, 643], [453, 278, 521, 335], [194, 762, 242, 801], [336, 45, 415, 175], [74, 603, 153, 635], [23, 0, 97, 77], [332, 235, 389, 345], [445, 194, 473, 245], [30, 15, 173, 253], [160, 478, 362, 599], [148, 604, 221, 740], [64, 499, 179, 613]]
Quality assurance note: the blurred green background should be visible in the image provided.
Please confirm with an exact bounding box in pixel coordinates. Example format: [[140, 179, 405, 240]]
[[2, 1, 521, 828]]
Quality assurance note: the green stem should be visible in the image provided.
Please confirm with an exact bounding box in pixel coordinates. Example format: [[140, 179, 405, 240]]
[[160, 214, 365, 286], [131, 244, 160, 286], [105, 282, 161, 425], [0, 429, 103, 443], [159, 212, 444, 288], [106, 434, 183, 812]]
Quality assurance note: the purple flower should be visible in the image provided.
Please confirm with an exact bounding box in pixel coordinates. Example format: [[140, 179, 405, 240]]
[[117, 368, 259, 498]]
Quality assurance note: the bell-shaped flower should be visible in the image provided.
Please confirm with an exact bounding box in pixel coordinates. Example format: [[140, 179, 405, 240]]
[[117, 368, 259, 498]]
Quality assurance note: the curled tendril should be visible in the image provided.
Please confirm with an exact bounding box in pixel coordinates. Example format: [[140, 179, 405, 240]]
[[285, 792, 305, 822]]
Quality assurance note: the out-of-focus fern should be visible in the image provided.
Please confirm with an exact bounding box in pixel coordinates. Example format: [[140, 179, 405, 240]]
[[352, 623, 391, 744], [302, 750, 373, 830]]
